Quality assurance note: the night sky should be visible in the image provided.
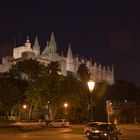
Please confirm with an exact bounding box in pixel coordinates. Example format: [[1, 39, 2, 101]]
[[0, 0, 140, 87]]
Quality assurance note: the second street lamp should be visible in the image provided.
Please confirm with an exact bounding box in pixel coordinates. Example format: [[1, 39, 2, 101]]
[[22, 104, 27, 120], [64, 103, 68, 108], [87, 80, 95, 121], [63, 102, 69, 116]]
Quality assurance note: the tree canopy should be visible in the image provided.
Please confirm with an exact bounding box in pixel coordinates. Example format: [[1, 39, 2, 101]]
[[107, 80, 140, 102], [77, 63, 90, 87], [0, 73, 27, 116]]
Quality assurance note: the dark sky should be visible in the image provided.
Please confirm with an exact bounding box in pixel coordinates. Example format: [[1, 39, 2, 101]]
[[0, 0, 140, 87]]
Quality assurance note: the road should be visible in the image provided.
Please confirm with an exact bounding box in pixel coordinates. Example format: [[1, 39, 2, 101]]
[[119, 124, 140, 140], [0, 124, 140, 140], [0, 133, 87, 140]]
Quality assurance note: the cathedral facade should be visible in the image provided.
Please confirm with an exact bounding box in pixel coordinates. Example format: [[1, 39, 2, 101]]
[[0, 32, 114, 85]]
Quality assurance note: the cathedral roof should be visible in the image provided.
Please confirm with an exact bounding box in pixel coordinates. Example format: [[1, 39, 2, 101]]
[[50, 32, 55, 42], [33, 36, 40, 52], [67, 44, 74, 63]]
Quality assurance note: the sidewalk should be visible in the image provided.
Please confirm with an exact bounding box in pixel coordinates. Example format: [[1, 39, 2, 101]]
[[0, 120, 46, 131], [118, 123, 140, 130], [1, 121, 140, 130]]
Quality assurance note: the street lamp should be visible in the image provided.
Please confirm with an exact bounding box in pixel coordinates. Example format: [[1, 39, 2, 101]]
[[106, 100, 112, 123], [22, 104, 27, 109], [64, 103, 68, 108], [87, 80, 95, 121], [22, 104, 27, 120], [63, 102, 69, 116]]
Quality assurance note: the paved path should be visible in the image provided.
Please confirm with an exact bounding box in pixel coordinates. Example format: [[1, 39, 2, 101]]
[[0, 123, 140, 140]]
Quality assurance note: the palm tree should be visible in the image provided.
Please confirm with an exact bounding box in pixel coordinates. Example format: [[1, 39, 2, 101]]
[[45, 61, 61, 119], [12, 59, 45, 82], [46, 61, 61, 76], [77, 63, 90, 84]]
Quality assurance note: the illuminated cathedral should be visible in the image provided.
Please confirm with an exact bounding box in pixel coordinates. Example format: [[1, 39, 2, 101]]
[[0, 32, 114, 85]]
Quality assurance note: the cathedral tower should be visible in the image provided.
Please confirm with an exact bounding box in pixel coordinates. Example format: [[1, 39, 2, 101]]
[[66, 44, 74, 72], [42, 32, 58, 61], [33, 36, 40, 56]]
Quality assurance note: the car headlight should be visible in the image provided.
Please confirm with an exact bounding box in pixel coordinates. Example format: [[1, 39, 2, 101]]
[[101, 132, 108, 137], [103, 133, 108, 136], [94, 130, 99, 133], [86, 132, 90, 136]]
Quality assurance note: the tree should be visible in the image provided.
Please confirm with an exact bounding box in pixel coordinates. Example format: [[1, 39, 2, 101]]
[[77, 63, 90, 85], [10, 59, 47, 119], [106, 80, 140, 123], [0, 73, 27, 119], [25, 61, 62, 120], [11, 59, 45, 82], [45, 61, 62, 119], [25, 75, 49, 115], [46, 61, 61, 76], [59, 74, 89, 122], [107, 80, 140, 102]]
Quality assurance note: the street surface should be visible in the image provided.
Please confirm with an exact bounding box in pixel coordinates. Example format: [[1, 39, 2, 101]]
[[0, 124, 140, 140], [119, 124, 140, 140]]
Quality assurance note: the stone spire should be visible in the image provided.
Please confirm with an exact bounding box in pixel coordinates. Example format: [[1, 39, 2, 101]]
[[75, 54, 79, 63], [49, 32, 57, 53], [50, 32, 55, 42], [41, 32, 58, 61], [89, 57, 92, 65], [26, 36, 30, 43], [33, 36, 40, 56], [87, 57, 92, 68], [42, 41, 49, 55], [66, 44, 74, 72], [61, 50, 64, 57], [67, 44, 73, 61], [24, 36, 31, 50]]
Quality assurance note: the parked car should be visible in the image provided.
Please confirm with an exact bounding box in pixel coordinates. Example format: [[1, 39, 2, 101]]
[[84, 122, 122, 140], [48, 119, 70, 128]]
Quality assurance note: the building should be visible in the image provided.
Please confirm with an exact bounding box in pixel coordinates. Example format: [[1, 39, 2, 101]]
[[0, 32, 114, 85]]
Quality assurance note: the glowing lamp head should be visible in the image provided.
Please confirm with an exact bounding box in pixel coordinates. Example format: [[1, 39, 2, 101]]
[[87, 81, 95, 92], [64, 103, 68, 108], [23, 104, 27, 109]]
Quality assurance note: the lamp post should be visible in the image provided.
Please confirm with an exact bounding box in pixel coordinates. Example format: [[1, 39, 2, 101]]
[[87, 80, 95, 121], [63, 102, 69, 116], [106, 100, 112, 123], [22, 104, 27, 120]]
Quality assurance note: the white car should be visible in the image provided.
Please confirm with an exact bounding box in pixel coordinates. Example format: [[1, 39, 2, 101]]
[[48, 119, 70, 127]]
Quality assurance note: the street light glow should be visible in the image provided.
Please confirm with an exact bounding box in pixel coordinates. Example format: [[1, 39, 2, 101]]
[[87, 81, 95, 92], [87, 80, 95, 121], [23, 104, 27, 109], [64, 103, 68, 108]]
